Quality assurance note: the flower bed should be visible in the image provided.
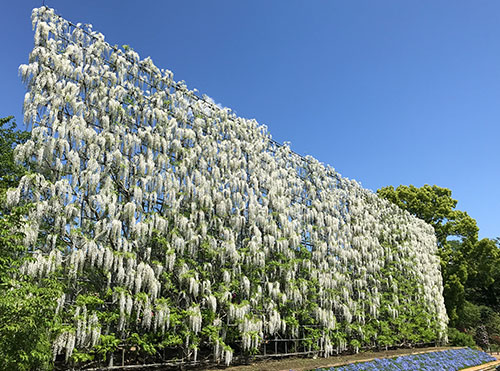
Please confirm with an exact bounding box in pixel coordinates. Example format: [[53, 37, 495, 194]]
[[314, 348, 496, 371]]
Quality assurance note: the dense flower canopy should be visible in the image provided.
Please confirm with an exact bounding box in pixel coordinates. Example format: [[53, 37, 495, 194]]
[[10, 6, 447, 366]]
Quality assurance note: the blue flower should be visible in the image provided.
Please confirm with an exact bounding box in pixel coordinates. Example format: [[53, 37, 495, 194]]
[[311, 348, 496, 371]]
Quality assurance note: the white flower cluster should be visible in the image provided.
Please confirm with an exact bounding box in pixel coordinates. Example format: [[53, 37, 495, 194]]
[[15, 6, 448, 365], [74, 306, 101, 349]]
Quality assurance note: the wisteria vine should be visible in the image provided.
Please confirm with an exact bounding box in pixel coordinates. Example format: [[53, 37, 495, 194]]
[[10, 6, 448, 366]]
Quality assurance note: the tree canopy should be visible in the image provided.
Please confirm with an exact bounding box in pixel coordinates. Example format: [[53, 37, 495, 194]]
[[378, 184, 500, 347], [377, 185, 478, 247]]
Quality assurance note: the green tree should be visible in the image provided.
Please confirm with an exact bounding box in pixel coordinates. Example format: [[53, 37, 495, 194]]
[[0, 116, 62, 370], [465, 238, 500, 308], [377, 185, 478, 247], [0, 209, 63, 370], [377, 185, 478, 325], [0, 116, 30, 194], [0, 116, 29, 278]]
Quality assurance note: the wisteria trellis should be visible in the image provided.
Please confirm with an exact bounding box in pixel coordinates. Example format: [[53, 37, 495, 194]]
[[10, 7, 448, 366]]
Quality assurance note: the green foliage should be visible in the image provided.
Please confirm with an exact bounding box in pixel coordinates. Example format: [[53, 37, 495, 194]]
[[0, 202, 63, 370], [0, 116, 30, 193], [0, 277, 63, 371], [466, 238, 500, 308], [71, 349, 94, 363], [75, 293, 105, 307], [377, 184, 479, 325], [377, 185, 478, 247], [127, 333, 156, 355], [0, 116, 64, 370], [95, 334, 121, 361], [456, 301, 482, 331], [378, 183, 500, 349], [479, 306, 500, 344], [447, 327, 475, 347]]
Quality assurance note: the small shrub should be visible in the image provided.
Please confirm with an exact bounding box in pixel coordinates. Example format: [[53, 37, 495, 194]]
[[448, 327, 476, 347]]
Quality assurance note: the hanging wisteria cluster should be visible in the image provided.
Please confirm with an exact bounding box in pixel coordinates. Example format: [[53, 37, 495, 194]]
[[11, 6, 447, 367]]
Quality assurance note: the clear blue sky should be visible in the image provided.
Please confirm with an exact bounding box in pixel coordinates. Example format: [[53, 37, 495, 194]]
[[1, 1, 499, 239]]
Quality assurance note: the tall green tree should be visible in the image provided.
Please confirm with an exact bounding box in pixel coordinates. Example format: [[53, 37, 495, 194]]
[[0, 116, 63, 370], [465, 238, 500, 308], [377, 185, 479, 325], [377, 185, 478, 247]]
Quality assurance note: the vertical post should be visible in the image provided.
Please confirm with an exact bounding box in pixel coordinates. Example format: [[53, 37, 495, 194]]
[[274, 338, 277, 354], [108, 353, 114, 367]]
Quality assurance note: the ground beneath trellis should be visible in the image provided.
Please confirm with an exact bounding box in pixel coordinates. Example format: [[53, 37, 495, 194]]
[[204, 347, 498, 371]]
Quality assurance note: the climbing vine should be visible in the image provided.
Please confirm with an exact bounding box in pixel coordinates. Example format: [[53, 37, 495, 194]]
[[9, 6, 447, 367]]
